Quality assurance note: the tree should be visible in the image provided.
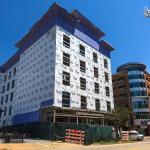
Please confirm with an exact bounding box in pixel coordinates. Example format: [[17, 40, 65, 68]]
[[106, 107, 131, 140]]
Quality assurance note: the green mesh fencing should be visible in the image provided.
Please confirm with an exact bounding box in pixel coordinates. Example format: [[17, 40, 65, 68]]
[[6, 122, 113, 144]]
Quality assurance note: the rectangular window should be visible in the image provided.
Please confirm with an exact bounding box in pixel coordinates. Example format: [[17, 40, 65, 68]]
[[10, 92, 13, 101], [80, 77, 86, 90], [2, 86, 5, 93], [63, 71, 70, 86], [94, 67, 98, 78], [9, 72, 11, 79], [93, 52, 98, 63], [7, 83, 10, 91], [80, 60, 86, 73], [4, 75, 7, 82], [6, 94, 9, 103], [13, 67, 16, 76], [63, 34, 70, 48], [1, 97, 4, 105], [107, 101, 111, 111], [95, 99, 100, 111], [4, 107, 7, 116], [63, 52, 70, 66], [104, 59, 108, 69], [12, 80, 15, 88], [105, 72, 109, 82], [105, 86, 110, 97], [9, 105, 12, 115], [94, 82, 99, 94], [80, 44, 85, 56], [62, 92, 70, 107], [81, 96, 87, 109]]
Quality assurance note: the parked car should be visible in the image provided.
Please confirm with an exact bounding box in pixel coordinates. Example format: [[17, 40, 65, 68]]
[[129, 130, 144, 141]]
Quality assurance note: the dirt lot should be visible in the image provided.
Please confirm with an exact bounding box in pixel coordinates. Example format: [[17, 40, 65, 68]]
[[0, 142, 82, 150]]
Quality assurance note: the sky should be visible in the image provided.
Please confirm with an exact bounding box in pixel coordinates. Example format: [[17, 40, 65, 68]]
[[0, 0, 150, 73]]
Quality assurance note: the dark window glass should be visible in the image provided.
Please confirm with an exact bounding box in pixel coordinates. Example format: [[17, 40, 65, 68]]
[[10, 92, 13, 101], [13, 67, 16, 76], [93, 52, 98, 63], [80, 60, 86, 73], [81, 96, 87, 109], [2, 86, 5, 93], [63, 71, 70, 86], [12, 80, 15, 88], [94, 82, 99, 94], [63, 34, 70, 48], [104, 59, 108, 68], [1, 97, 4, 105], [9, 105, 12, 115], [105, 72, 109, 82], [5, 94, 9, 103], [94, 67, 98, 78], [63, 52, 70, 66], [9, 72, 11, 79], [107, 101, 111, 111], [7, 83, 10, 91], [105, 86, 110, 97], [4, 107, 7, 116], [80, 77, 86, 90], [95, 99, 100, 111], [4, 75, 7, 82], [62, 92, 70, 107], [80, 44, 85, 56]]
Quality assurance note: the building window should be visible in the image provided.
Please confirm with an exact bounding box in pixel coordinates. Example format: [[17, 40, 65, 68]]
[[9, 72, 11, 79], [13, 67, 16, 76], [63, 71, 70, 86], [95, 99, 100, 111], [94, 67, 98, 78], [9, 105, 12, 115], [2, 86, 5, 93], [62, 92, 70, 107], [107, 101, 111, 111], [1, 97, 4, 105], [63, 52, 70, 66], [81, 96, 87, 109], [7, 83, 10, 91], [63, 34, 70, 48], [104, 59, 108, 69], [4, 107, 7, 116], [12, 80, 15, 88], [93, 52, 98, 63], [6, 94, 9, 103], [10, 92, 13, 101], [105, 72, 109, 82], [105, 86, 110, 97], [4, 75, 7, 82], [80, 60, 86, 73], [80, 77, 86, 90], [94, 82, 99, 94], [80, 44, 85, 56]]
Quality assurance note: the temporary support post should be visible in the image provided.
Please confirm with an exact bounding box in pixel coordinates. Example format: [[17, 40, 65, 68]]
[[53, 108, 56, 123]]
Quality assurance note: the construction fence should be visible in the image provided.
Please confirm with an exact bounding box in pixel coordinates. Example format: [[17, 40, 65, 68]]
[[4, 122, 113, 144]]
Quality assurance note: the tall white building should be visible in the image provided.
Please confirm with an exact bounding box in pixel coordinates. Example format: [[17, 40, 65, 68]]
[[0, 3, 114, 128]]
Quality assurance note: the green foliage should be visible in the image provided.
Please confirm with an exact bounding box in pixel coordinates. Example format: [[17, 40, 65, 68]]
[[106, 107, 131, 129]]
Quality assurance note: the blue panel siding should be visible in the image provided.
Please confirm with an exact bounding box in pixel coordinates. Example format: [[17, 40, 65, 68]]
[[19, 15, 110, 58], [99, 44, 110, 58], [41, 99, 54, 107], [13, 111, 40, 125]]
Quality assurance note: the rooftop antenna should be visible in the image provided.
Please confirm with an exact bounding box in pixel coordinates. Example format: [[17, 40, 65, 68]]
[[144, 6, 150, 17]]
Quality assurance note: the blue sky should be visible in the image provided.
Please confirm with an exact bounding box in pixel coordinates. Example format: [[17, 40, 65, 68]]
[[0, 0, 150, 73]]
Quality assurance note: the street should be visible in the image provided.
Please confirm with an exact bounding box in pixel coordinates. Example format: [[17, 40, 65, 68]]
[[0, 137, 150, 150]]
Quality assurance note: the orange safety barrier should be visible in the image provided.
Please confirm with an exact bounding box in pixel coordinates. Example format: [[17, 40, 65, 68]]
[[65, 129, 85, 144]]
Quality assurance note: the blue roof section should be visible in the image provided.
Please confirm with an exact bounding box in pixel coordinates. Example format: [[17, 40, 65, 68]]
[[41, 99, 54, 107], [13, 111, 40, 125]]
